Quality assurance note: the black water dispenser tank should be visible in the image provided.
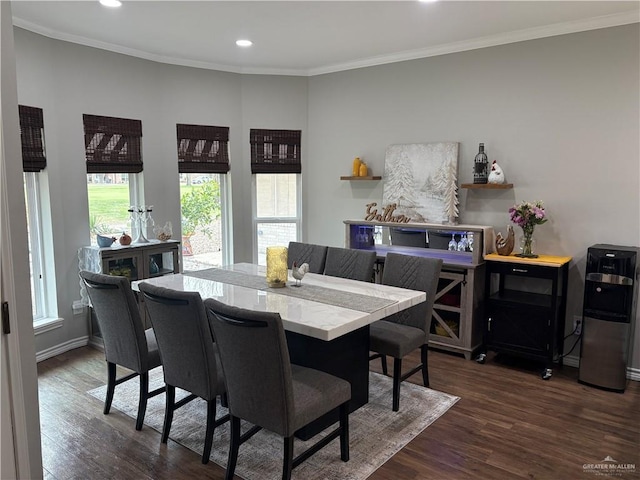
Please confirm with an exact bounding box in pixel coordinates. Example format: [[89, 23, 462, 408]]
[[579, 244, 639, 392]]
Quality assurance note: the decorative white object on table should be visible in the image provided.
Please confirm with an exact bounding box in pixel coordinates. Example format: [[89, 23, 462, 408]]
[[291, 262, 310, 287], [487, 160, 505, 184]]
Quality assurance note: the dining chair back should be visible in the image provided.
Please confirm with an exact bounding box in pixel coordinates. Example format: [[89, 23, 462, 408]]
[[138, 282, 228, 464], [323, 247, 377, 282], [204, 298, 351, 480], [368, 253, 442, 411], [287, 241, 328, 274], [79, 270, 164, 430]]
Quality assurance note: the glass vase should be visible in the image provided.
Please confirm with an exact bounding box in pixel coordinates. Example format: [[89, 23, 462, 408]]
[[517, 226, 538, 258], [266, 246, 288, 288]]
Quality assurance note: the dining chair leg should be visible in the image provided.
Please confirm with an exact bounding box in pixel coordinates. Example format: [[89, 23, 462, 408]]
[[282, 436, 294, 480], [136, 372, 149, 431], [225, 416, 241, 480], [380, 355, 388, 376], [421, 344, 430, 388], [104, 362, 116, 415], [162, 385, 175, 443], [392, 358, 402, 412], [339, 402, 349, 462], [202, 400, 217, 464]]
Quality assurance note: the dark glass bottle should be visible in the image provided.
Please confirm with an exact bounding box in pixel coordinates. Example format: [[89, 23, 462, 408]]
[[473, 143, 488, 184]]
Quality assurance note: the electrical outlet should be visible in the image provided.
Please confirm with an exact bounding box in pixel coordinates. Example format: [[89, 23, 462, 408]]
[[573, 316, 582, 336]]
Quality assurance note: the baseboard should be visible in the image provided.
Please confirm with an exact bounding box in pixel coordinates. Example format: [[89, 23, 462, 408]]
[[627, 366, 640, 382], [36, 336, 89, 363], [563, 354, 580, 369], [563, 354, 639, 382]]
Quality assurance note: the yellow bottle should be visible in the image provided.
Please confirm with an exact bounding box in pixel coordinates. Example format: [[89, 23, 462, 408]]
[[359, 162, 368, 177], [352, 157, 361, 176]]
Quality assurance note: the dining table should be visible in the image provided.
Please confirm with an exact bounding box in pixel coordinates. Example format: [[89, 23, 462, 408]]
[[132, 262, 426, 439]]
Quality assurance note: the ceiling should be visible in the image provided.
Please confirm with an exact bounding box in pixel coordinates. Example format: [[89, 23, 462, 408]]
[[11, 1, 640, 76]]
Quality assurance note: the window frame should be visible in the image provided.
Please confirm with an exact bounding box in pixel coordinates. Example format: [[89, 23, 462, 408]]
[[176, 123, 232, 269], [251, 173, 302, 265], [83, 114, 144, 242], [24, 172, 46, 321]]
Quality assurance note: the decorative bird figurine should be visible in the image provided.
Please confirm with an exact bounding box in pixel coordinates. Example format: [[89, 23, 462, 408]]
[[488, 160, 506, 184], [291, 262, 310, 287], [495, 225, 515, 256]]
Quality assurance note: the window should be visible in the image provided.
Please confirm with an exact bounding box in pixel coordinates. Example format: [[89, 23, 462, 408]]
[[23, 173, 46, 319], [250, 129, 301, 265], [18, 105, 50, 321], [83, 114, 143, 241], [177, 124, 231, 270]]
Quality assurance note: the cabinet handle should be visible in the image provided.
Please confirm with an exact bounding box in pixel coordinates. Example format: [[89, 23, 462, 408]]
[[512, 268, 528, 273], [488, 317, 491, 331]]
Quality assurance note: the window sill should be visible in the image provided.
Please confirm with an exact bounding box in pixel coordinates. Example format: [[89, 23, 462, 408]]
[[34, 317, 64, 335]]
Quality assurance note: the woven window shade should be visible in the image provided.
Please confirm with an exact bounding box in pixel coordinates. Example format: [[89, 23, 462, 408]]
[[19, 105, 47, 172], [83, 114, 143, 173], [177, 124, 230, 173], [250, 129, 301, 174]]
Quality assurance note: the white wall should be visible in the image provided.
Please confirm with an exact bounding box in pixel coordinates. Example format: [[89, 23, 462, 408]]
[[239, 74, 309, 261], [12, 24, 640, 369], [13, 28, 307, 354], [306, 25, 640, 366]]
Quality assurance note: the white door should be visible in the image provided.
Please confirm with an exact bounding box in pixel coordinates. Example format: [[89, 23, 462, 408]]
[[0, 2, 43, 478], [1, 312, 18, 479]]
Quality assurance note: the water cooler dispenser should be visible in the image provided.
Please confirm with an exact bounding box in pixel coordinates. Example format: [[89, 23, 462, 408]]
[[579, 244, 639, 392]]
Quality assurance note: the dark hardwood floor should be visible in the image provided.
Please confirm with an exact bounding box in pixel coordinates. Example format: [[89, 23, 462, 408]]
[[38, 346, 640, 480]]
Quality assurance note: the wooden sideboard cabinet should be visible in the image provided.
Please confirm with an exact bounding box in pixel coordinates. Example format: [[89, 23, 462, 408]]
[[344, 220, 494, 360], [478, 253, 571, 379], [79, 240, 180, 345]]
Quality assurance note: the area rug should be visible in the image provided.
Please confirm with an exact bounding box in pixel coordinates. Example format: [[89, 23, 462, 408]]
[[88, 368, 459, 479]]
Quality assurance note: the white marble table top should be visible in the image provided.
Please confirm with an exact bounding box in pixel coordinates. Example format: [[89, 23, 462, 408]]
[[132, 263, 426, 341]]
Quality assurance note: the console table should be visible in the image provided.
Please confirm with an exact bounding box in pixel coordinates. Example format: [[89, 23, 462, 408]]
[[79, 240, 181, 345], [344, 220, 494, 360], [478, 253, 572, 379]]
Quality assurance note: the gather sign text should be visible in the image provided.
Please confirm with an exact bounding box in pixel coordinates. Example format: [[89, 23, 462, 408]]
[[364, 203, 411, 223]]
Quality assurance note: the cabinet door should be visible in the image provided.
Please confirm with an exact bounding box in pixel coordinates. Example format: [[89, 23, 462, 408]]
[[487, 302, 550, 358], [143, 245, 179, 278], [430, 271, 465, 346], [102, 252, 142, 282]]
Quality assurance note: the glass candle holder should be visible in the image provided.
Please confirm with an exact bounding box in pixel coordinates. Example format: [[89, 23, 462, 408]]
[[266, 246, 288, 288]]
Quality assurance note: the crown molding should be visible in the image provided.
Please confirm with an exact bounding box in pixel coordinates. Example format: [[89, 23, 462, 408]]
[[308, 10, 639, 76], [13, 10, 639, 78]]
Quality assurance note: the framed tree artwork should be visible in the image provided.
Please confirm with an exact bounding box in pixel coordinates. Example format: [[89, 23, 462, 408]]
[[382, 142, 459, 224]]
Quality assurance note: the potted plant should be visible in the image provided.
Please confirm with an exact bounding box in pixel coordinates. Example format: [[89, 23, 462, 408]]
[[180, 180, 221, 256]]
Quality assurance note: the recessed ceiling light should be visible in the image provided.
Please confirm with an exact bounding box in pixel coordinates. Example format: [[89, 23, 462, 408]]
[[100, 0, 122, 7], [236, 39, 253, 48]]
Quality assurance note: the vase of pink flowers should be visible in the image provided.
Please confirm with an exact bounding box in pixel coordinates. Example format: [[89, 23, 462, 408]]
[[509, 200, 547, 258]]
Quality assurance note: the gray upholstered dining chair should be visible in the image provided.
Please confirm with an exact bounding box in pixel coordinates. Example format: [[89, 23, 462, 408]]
[[323, 246, 377, 282], [368, 253, 442, 411], [78, 271, 164, 431], [138, 282, 228, 464], [287, 241, 328, 274], [204, 298, 351, 480]]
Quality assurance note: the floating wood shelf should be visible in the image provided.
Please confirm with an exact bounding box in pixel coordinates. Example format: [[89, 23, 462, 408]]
[[340, 176, 382, 181], [461, 183, 513, 189]]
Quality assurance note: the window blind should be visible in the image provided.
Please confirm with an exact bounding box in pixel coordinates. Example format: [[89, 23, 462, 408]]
[[177, 124, 230, 173], [19, 105, 47, 172], [83, 114, 143, 173], [250, 129, 301, 174]]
